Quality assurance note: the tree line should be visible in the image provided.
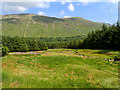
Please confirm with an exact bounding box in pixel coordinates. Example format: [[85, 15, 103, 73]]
[[82, 21, 120, 50], [46, 21, 120, 50], [2, 21, 120, 56], [2, 36, 48, 52]]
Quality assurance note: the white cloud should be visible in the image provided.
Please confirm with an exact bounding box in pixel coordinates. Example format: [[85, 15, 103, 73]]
[[61, 0, 66, 4], [3, 4, 28, 13], [82, 2, 88, 6], [37, 2, 49, 8], [77, 2, 88, 6], [64, 16, 71, 18], [17, 6, 27, 12], [61, 0, 73, 4], [2, 0, 119, 2], [78, 0, 119, 3], [38, 11, 45, 15], [2, 0, 119, 14], [109, 0, 119, 3], [2, 2, 50, 14], [51, 15, 58, 17], [68, 4, 74, 12], [60, 10, 64, 15], [2, 0, 57, 2]]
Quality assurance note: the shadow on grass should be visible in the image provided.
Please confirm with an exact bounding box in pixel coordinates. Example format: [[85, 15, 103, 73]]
[[92, 50, 109, 54], [91, 49, 120, 56]]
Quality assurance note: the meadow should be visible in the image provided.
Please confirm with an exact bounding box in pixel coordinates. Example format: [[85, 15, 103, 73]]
[[2, 49, 119, 88]]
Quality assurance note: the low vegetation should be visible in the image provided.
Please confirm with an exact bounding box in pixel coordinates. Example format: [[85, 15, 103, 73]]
[[2, 49, 119, 88], [2, 46, 9, 56]]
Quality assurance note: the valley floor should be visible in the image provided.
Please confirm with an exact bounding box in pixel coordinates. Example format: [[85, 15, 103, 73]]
[[2, 49, 119, 88]]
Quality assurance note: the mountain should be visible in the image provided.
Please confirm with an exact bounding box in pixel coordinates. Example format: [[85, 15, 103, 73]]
[[1, 14, 104, 38]]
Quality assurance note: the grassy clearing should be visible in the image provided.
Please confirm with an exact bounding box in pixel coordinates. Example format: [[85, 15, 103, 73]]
[[2, 49, 119, 88]]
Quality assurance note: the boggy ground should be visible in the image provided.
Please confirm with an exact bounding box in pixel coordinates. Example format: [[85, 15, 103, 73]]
[[2, 49, 119, 88]]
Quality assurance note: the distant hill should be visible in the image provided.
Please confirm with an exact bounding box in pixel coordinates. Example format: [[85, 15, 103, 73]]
[[1, 14, 105, 38]]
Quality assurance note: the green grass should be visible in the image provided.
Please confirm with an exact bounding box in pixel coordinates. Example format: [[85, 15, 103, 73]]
[[2, 14, 103, 38], [76, 49, 120, 59], [2, 49, 119, 88]]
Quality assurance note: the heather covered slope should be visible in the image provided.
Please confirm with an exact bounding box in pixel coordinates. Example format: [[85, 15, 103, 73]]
[[2, 14, 103, 37]]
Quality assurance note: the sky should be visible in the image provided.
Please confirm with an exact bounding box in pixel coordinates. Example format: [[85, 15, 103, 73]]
[[2, 1, 119, 24], [118, 2, 120, 22]]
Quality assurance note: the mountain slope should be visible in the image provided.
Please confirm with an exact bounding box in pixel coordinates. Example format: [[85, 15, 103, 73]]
[[2, 14, 104, 37]]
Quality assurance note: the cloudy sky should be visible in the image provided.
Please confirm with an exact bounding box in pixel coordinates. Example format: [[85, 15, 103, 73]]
[[2, 0, 119, 24]]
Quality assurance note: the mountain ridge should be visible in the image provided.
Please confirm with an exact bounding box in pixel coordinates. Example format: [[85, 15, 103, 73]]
[[1, 13, 110, 24], [2, 14, 104, 38]]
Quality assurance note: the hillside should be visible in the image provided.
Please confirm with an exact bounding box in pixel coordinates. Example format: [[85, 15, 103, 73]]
[[2, 14, 104, 38]]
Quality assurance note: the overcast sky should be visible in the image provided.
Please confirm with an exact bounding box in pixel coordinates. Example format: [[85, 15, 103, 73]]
[[1, 1, 118, 24]]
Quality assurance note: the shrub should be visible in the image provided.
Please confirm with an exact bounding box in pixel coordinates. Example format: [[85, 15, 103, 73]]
[[2, 46, 9, 56], [112, 54, 120, 61]]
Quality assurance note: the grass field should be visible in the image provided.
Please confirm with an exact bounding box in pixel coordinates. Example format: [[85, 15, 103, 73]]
[[2, 14, 103, 37], [2, 49, 119, 88]]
